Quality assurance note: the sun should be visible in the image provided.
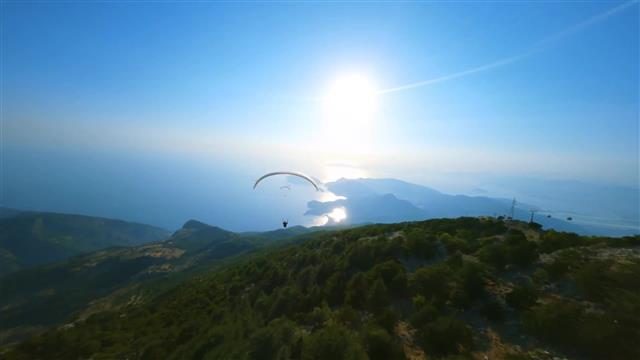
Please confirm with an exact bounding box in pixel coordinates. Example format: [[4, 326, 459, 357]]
[[324, 74, 377, 124], [327, 207, 347, 222], [322, 74, 378, 153]]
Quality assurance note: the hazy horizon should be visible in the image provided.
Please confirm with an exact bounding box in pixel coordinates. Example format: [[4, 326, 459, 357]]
[[2, 1, 639, 232]]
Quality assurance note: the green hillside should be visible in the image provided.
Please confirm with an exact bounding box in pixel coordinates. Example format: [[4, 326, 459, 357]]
[[3, 217, 638, 359], [0, 219, 322, 345], [0, 211, 170, 275]]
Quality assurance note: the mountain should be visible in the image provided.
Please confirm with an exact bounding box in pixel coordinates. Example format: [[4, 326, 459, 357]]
[[0, 208, 23, 219], [0, 210, 171, 276], [307, 193, 427, 224], [309, 178, 636, 236], [170, 220, 237, 253], [3, 217, 638, 359], [0, 219, 323, 345]]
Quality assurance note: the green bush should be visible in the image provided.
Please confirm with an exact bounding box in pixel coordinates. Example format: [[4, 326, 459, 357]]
[[539, 231, 584, 253], [523, 298, 640, 359], [477, 243, 508, 271], [419, 316, 474, 357], [481, 299, 505, 321], [249, 318, 299, 360], [404, 229, 437, 259], [410, 296, 438, 328], [410, 265, 451, 305], [362, 324, 406, 360], [366, 278, 390, 312], [301, 324, 367, 360], [345, 273, 369, 309], [506, 283, 538, 310]]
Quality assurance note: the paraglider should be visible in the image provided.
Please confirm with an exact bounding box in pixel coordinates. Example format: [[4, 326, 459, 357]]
[[253, 171, 321, 191], [253, 171, 322, 228], [279, 185, 291, 198]]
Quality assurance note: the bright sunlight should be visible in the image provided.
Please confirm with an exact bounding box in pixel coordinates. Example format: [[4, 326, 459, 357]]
[[322, 74, 378, 154]]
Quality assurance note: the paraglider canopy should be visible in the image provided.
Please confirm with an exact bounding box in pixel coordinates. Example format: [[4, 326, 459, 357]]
[[253, 171, 322, 229], [253, 171, 322, 192]]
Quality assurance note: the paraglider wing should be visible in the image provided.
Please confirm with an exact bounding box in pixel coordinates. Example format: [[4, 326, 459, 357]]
[[253, 171, 321, 192]]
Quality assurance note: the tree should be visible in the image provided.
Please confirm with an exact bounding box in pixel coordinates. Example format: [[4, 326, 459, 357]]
[[404, 229, 437, 259], [477, 243, 508, 271], [410, 295, 438, 328], [324, 272, 346, 306], [362, 325, 406, 360], [440, 233, 470, 254], [506, 283, 538, 310], [366, 278, 390, 312], [301, 324, 367, 360], [410, 265, 450, 304], [509, 241, 538, 268], [248, 318, 299, 360], [345, 273, 369, 309], [419, 316, 474, 357], [370, 260, 408, 296], [532, 268, 549, 286], [480, 299, 504, 321], [539, 231, 583, 253]]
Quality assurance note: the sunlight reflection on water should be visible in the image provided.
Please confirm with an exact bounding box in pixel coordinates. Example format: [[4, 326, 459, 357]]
[[311, 206, 347, 227], [317, 191, 346, 202]]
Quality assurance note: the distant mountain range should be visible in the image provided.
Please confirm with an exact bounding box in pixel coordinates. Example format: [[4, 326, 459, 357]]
[[306, 178, 638, 236], [0, 208, 170, 276]]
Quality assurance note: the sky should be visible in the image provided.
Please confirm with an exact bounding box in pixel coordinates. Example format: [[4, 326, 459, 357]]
[[1, 1, 639, 230]]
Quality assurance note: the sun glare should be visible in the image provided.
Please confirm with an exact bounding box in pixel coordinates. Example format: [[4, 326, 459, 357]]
[[324, 74, 377, 122], [323, 74, 378, 153], [327, 207, 347, 222], [311, 207, 348, 227], [322, 163, 368, 182]]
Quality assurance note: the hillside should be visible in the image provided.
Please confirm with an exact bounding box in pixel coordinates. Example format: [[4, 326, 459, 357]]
[[3, 218, 639, 359], [0, 219, 322, 345], [0, 210, 171, 275]]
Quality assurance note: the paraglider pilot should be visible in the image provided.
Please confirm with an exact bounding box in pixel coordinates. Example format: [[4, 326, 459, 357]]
[[253, 171, 321, 229]]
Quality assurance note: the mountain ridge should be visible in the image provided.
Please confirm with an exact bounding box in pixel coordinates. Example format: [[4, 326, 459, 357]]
[[0, 217, 327, 345], [0, 209, 170, 276]]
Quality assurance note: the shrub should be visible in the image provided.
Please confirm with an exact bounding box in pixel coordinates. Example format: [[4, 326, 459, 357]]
[[302, 324, 367, 360], [410, 265, 451, 305], [481, 299, 505, 321], [362, 324, 406, 360], [539, 231, 583, 253], [419, 316, 474, 357], [506, 283, 538, 310]]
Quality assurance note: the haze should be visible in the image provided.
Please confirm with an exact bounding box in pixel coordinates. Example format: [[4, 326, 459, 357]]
[[2, 2, 638, 231]]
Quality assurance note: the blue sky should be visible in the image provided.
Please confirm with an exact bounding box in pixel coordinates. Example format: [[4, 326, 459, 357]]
[[1, 1, 638, 229]]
